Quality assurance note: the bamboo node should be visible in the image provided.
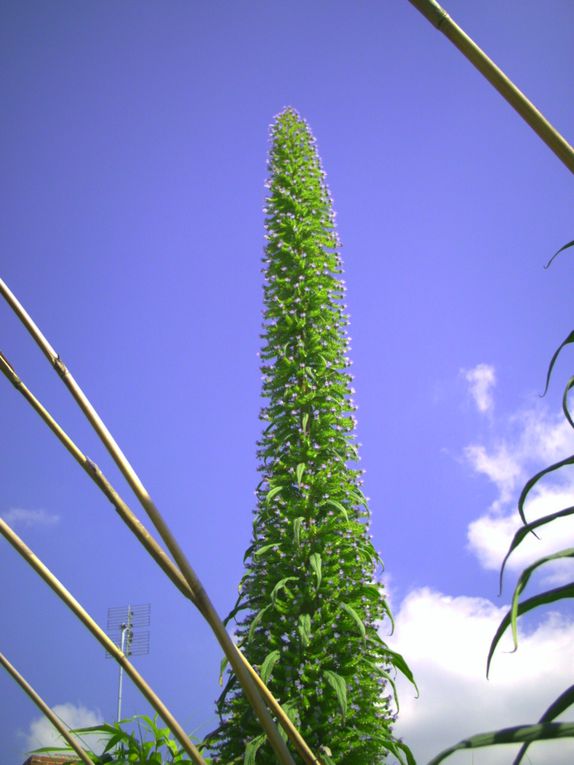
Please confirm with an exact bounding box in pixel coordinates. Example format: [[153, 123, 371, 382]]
[[54, 355, 69, 378]]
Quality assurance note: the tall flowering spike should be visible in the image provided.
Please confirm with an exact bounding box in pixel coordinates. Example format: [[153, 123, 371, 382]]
[[212, 108, 411, 764]]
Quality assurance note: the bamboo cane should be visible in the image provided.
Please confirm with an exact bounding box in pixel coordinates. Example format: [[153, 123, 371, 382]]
[[0, 519, 208, 765], [0, 349, 323, 765], [0, 651, 93, 765], [0, 279, 312, 765], [407, 0, 574, 174]]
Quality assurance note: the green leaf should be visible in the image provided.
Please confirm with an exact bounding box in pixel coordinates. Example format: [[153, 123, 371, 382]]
[[254, 542, 281, 557], [542, 330, 574, 396], [544, 239, 574, 269], [518, 454, 574, 525], [248, 604, 271, 642], [298, 613, 312, 646], [309, 552, 322, 588], [324, 670, 347, 718], [322, 498, 349, 522], [296, 462, 306, 486], [428, 722, 574, 765], [487, 583, 574, 677], [509, 548, 574, 650], [293, 516, 304, 546], [514, 684, 574, 764], [499, 505, 574, 592], [383, 646, 419, 696], [270, 576, 298, 605], [219, 654, 229, 686], [562, 376, 574, 429], [340, 602, 366, 641], [302, 412, 309, 432], [260, 649, 281, 684], [265, 486, 283, 503], [244, 734, 266, 765]]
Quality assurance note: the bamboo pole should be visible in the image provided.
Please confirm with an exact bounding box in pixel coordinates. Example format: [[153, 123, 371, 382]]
[[0, 279, 313, 765], [407, 0, 574, 174], [0, 651, 93, 765], [0, 519, 208, 765], [0, 349, 322, 765]]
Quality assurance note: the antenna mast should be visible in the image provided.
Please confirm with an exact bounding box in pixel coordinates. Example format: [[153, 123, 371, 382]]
[[106, 603, 150, 721]]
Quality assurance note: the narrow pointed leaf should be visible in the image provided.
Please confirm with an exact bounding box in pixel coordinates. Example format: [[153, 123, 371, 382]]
[[260, 649, 281, 685], [518, 455, 574, 524], [499, 505, 574, 592], [340, 602, 366, 641], [324, 670, 347, 718], [265, 486, 283, 503], [541, 330, 574, 396], [244, 734, 266, 765], [544, 239, 574, 269], [428, 722, 574, 765], [253, 542, 281, 557], [510, 549, 574, 648], [293, 516, 304, 547], [563, 376, 574, 429], [309, 552, 322, 588], [296, 462, 306, 486], [514, 684, 574, 764], [270, 576, 298, 605], [322, 498, 349, 522], [298, 613, 311, 647], [487, 584, 574, 676]]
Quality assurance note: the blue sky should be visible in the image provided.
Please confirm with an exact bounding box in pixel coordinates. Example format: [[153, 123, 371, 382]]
[[1, 2, 573, 764]]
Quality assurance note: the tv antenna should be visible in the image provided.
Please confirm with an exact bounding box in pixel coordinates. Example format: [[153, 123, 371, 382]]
[[106, 603, 150, 721]]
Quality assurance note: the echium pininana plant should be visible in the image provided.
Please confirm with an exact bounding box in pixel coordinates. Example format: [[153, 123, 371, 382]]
[[212, 108, 414, 765]]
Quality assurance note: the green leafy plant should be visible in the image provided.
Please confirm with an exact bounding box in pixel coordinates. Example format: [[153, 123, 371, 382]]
[[430, 241, 574, 764], [35, 713, 211, 765], [210, 108, 415, 765]]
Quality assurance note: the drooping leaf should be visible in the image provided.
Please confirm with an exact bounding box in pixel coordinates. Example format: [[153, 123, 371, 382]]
[[487, 583, 574, 676], [219, 654, 229, 686], [340, 602, 366, 641], [324, 670, 347, 718], [260, 649, 281, 684], [298, 613, 312, 646], [499, 506, 574, 592], [270, 576, 298, 606], [309, 552, 322, 588], [563, 376, 574, 429], [518, 454, 574, 524], [265, 485, 283, 503], [293, 516, 304, 546], [321, 498, 349, 522], [383, 646, 419, 696], [509, 549, 574, 649], [428, 722, 574, 765], [253, 542, 281, 557], [514, 684, 574, 764], [244, 733, 266, 765], [541, 330, 574, 396], [248, 604, 271, 642], [544, 239, 574, 269]]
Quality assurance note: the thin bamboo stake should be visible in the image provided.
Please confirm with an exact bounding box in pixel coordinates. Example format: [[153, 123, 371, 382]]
[[407, 0, 574, 174], [0, 518, 208, 765], [0, 278, 297, 765], [0, 350, 322, 765], [0, 651, 93, 765]]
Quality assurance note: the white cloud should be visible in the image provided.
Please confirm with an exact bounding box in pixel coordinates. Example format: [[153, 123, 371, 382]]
[[2, 508, 60, 529], [24, 702, 104, 755], [463, 402, 574, 580], [462, 364, 496, 414], [390, 588, 574, 765]]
